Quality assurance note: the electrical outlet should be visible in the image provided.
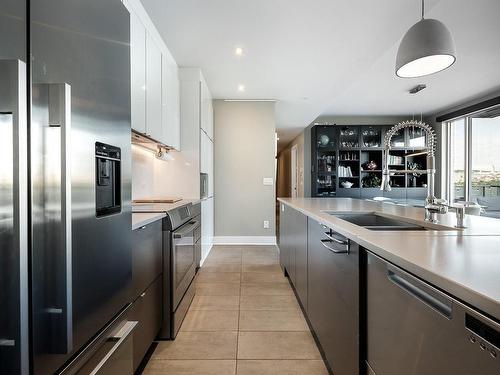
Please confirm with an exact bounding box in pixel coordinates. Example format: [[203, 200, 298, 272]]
[[263, 220, 270, 229]]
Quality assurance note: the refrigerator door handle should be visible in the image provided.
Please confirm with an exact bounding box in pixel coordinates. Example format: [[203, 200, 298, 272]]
[[0, 59, 29, 374], [33, 83, 73, 354], [50, 83, 73, 354]]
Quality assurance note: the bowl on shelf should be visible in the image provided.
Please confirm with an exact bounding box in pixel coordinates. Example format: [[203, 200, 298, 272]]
[[318, 134, 330, 146], [341, 181, 354, 188]]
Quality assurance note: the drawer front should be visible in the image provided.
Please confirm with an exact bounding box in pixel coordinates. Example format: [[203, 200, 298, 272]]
[[130, 276, 162, 372], [132, 220, 162, 298], [73, 320, 137, 375]]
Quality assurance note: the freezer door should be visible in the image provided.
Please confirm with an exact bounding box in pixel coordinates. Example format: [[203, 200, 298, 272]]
[[0, 59, 29, 375]]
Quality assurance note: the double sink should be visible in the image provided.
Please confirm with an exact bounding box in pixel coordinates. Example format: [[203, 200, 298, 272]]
[[327, 212, 452, 231]]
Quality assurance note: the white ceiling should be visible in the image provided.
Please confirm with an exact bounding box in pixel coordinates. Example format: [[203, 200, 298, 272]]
[[140, 0, 500, 148]]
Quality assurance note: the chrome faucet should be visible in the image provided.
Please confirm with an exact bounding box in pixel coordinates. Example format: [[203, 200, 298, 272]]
[[381, 120, 449, 223]]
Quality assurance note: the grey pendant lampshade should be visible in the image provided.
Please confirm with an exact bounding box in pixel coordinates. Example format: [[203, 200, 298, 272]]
[[396, 18, 456, 78]]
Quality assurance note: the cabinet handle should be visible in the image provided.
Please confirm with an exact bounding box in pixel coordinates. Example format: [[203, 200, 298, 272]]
[[324, 231, 348, 245], [320, 239, 349, 254], [387, 269, 452, 319], [87, 321, 137, 375]]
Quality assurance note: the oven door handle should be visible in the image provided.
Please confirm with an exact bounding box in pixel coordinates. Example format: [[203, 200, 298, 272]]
[[173, 220, 200, 239]]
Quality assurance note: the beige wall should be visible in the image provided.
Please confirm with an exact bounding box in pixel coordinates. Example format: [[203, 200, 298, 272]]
[[213, 100, 276, 238], [277, 132, 305, 198]]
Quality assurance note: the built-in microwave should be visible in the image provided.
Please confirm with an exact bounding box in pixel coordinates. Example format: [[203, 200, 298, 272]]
[[200, 173, 208, 199]]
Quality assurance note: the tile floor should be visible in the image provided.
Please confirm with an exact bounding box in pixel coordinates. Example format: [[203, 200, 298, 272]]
[[143, 245, 328, 375]]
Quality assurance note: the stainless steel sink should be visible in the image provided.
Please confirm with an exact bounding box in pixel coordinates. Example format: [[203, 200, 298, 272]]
[[327, 212, 428, 231]]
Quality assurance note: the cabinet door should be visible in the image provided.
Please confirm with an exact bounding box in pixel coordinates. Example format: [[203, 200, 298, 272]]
[[208, 136, 214, 196], [293, 212, 308, 310], [130, 276, 162, 372], [132, 220, 162, 299], [145, 33, 162, 141], [279, 204, 289, 274], [307, 218, 359, 375], [208, 97, 214, 140], [200, 130, 210, 174], [201, 197, 214, 262], [161, 51, 180, 150], [130, 10, 146, 134], [200, 78, 212, 139]]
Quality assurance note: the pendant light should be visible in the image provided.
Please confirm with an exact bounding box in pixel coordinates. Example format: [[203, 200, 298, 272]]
[[396, 0, 456, 78]]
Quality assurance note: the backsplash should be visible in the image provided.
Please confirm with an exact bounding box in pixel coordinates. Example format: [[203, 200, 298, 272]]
[[132, 145, 200, 200]]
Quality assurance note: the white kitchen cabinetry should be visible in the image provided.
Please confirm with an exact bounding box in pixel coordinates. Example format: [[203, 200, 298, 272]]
[[201, 197, 214, 263], [161, 51, 180, 150], [145, 33, 162, 141], [200, 78, 213, 140], [130, 10, 146, 134], [179, 68, 214, 258], [126, 0, 181, 150]]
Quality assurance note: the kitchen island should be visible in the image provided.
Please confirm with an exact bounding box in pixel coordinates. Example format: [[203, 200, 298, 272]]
[[278, 197, 500, 319], [278, 197, 500, 375]]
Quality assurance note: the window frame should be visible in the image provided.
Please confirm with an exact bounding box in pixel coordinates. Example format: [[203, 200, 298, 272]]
[[444, 105, 500, 202]]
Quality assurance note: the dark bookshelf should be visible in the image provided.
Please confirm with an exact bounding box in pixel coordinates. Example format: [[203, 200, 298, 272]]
[[311, 124, 428, 199]]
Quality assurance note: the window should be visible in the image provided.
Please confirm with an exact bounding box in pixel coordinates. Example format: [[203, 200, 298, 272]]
[[448, 119, 466, 202], [446, 107, 500, 218]]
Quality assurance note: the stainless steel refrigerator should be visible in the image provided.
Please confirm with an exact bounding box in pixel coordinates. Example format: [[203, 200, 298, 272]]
[[1, 1, 135, 374]]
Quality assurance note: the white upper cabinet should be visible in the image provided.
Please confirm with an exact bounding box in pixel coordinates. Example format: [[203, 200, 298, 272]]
[[145, 33, 162, 141], [200, 78, 213, 140], [200, 130, 210, 174], [161, 51, 181, 150], [130, 10, 146, 134]]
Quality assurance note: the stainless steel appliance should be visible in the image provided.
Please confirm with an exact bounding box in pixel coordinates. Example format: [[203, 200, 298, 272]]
[[367, 252, 500, 375], [133, 202, 200, 339], [1, 0, 136, 373]]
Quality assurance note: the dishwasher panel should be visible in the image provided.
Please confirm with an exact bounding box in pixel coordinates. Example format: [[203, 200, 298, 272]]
[[366, 252, 499, 375]]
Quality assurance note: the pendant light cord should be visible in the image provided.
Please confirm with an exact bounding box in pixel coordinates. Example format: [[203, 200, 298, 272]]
[[421, 0, 425, 19]]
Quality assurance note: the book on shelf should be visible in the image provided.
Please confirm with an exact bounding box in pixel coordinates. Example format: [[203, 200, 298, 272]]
[[338, 165, 353, 177], [388, 155, 404, 165]]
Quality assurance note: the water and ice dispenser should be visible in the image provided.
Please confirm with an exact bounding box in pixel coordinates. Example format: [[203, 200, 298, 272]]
[[95, 142, 121, 217]]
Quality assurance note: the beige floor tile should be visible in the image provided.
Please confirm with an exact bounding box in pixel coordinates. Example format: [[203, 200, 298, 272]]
[[241, 257, 279, 266], [196, 272, 241, 283], [241, 245, 278, 254], [240, 295, 301, 310], [241, 272, 288, 284], [239, 310, 309, 331], [190, 295, 240, 310], [181, 310, 239, 331], [196, 283, 241, 296], [205, 253, 242, 264], [202, 263, 242, 273], [242, 264, 283, 273], [236, 360, 328, 375], [241, 283, 293, 296], [144, 359, 236, 375], [152, 332, 238, 359], [237, 332, 321, 360], [211, 246, 244, 253]]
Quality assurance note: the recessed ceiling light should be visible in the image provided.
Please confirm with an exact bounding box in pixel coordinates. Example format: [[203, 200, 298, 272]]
[[235, 47, 244, 56], [238, 84, 245, 92]]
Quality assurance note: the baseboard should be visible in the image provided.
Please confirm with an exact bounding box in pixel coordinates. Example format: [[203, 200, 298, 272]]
[[213, 236, 277, 245]]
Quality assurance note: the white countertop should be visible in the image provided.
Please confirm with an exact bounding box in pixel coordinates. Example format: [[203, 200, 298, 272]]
[[132, 212, 166, 230], [278, 197, 500, 319]]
